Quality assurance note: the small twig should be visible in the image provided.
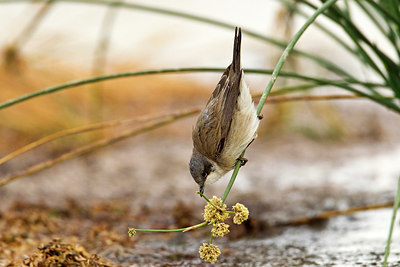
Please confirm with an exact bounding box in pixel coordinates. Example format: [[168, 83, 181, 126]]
[[0, 110, 200, 165], [0, 93, 367, 167], [276, 202, 394, 227], [12, 0, 55, 49], [89, 0, 123, 122], [0, 108, 198, 187], [136, 221, 208, 233], [182, 222, 209, 233], [266, 94, 362, 103]]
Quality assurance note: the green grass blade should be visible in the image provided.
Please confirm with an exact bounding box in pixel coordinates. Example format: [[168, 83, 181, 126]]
[[0, 66, 388, 111], [371, 0, 400, 26], [383, 175, 400, 267], [270, 83, 321, 95], [355, 1, 391, 44], [358, 1, 400, 60], [323, 3, 390, 80], [300, 1, 388, 74], [279, 0, 356, 57]]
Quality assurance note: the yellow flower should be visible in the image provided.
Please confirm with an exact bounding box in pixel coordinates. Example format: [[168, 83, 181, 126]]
[[203, 196, 229, 223], [128, 228, 136, 238], [232, 203, 249, 224], [199, 243, 221, 262], [211, 222, 230, 237]]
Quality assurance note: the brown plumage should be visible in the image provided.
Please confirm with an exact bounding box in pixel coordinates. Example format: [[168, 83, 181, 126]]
[[190, 27, 260, 193]]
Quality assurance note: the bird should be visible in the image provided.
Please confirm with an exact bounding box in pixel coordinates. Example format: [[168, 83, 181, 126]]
[[189, 27, 260, 194]]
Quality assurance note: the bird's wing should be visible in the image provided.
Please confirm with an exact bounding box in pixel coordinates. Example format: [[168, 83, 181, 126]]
[[192, 27, 242, 161]]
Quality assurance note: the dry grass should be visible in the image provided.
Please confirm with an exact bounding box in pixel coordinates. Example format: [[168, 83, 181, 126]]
[[0, 53, 208, 154], [0, 200, 132, 266]]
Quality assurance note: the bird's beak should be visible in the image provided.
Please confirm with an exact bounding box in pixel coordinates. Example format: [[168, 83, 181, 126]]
[[199, 184, 204, 195]]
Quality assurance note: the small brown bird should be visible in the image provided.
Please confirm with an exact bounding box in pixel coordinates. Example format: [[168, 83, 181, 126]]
[[189, 27, 260, 194]]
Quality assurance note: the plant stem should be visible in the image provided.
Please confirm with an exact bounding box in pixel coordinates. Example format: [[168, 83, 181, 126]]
[[0, 93, 368, 169], [0, 68, 218, 110], [90, 0, 122, 123], [221, 152, 243, 203], [0, 110, 199, 165], [0, 93, 369, 167], [279, 201, 394, 226], [12, 0, 55, 48], [199, 192, 222, 211], [0, 67, 384, 111], [136, 221, 208, 233], [257, 0, 338, 115], [0, 108, 198, 187], [383, 175, 400, 266]]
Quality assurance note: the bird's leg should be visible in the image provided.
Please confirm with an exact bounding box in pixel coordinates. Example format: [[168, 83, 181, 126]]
[[237, 156, 248, 166], [246, 138, 255, 149], [238, 137, 256, 166], [237, 115, 261, 166]]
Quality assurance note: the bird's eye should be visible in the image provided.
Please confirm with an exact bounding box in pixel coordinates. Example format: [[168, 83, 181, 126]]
[[201, 171, 207, 178]]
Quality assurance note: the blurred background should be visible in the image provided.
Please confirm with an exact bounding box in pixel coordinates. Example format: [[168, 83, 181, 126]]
[[1, 0, 400, 265]]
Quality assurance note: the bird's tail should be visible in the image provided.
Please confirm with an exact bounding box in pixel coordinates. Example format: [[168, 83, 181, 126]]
[[232, 27, 242, 73]]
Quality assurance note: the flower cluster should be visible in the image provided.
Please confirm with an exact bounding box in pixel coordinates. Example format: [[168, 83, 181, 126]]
[[232, 203, 249, 224], [199, 196, 250, 262], [127, 195, 250, 263], [203, 196, 230, 223], [127, 228, 136, 238], [199, 243, 221, 263], [211, 222, 230, 237]]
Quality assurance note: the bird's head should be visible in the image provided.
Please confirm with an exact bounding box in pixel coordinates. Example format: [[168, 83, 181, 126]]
[[189, 149, 219, 194]]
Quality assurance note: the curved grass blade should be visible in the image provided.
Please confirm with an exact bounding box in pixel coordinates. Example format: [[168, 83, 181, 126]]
[[0, 67, 387, 111], [0, 0, 357, 79], [383, 175, 400, 267]]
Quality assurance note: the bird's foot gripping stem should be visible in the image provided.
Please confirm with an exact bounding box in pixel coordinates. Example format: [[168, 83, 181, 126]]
[[237, 157, 248, 166]]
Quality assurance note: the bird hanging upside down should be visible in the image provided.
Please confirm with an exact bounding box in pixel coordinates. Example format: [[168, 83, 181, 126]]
[[189, 27, 261, 194]]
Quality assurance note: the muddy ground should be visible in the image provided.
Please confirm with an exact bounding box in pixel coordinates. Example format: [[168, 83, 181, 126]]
[[1, 100, 400, 266]]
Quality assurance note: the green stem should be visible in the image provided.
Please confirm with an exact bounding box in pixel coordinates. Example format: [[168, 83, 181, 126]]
[[0, 67, 385, 111], [136, 221, 208, 233], [257, 0, 338, 115], [270, 83, 322, 95], [221, 152, 244, 203], [222, 0, 339, 204], [279, 0, 355, 58], [0, 68, 219, 110], [199, 192, 222, 210], [383, 175, 400, 266]]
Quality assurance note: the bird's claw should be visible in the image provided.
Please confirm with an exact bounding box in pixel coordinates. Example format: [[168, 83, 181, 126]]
[[237, 157, 248, 166]]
